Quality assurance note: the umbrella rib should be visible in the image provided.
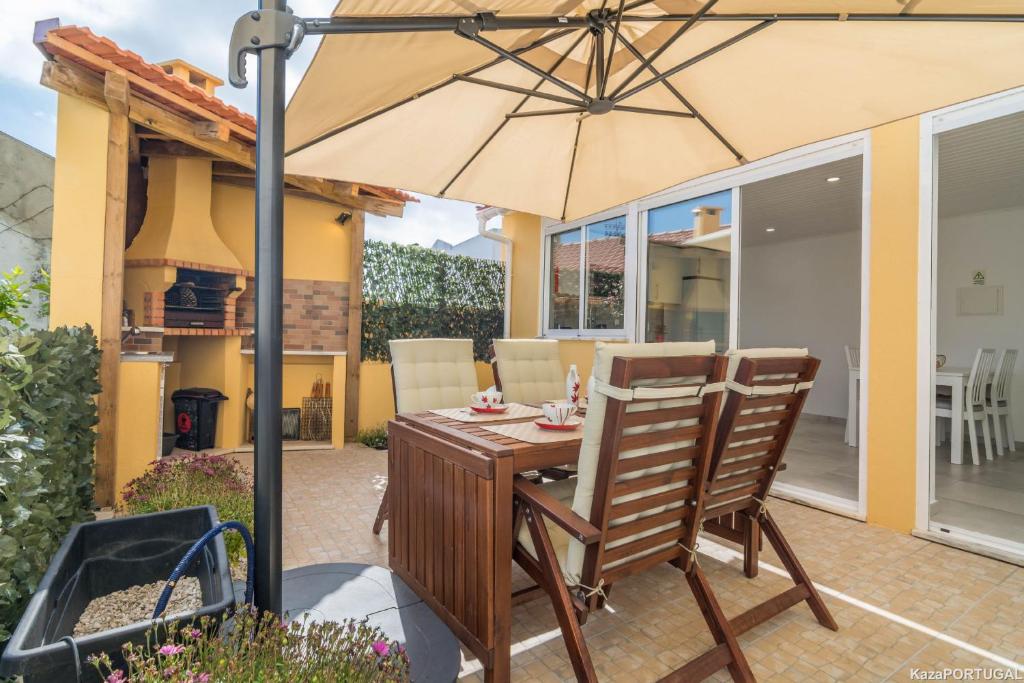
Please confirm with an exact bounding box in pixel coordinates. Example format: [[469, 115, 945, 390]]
[[453, 75, 585, 107], [561, 39, 598, 221], [614, 19, 774, 103], [463, 33, 589, 101], [285, 27, 577, 158], [617, 34, 745, 162], [610, 0, 720, 99], [614, 105, 694, 118], [506, 108, 587, 119], [601, 0, 627, 98], [438, 29, 590, 196]]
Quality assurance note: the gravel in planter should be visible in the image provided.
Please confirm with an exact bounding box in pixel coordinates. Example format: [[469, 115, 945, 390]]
[[73, 577, 202, 637]]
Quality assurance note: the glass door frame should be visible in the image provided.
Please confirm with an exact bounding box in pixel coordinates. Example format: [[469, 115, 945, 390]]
[[915, 87, 1024, 561], [635, 134, 871, 517]]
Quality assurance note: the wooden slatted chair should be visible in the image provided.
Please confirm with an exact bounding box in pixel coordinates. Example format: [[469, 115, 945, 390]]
[[703, 349, 838, 637], [372, 338, 479, 535], [512, 341, 756, 682]]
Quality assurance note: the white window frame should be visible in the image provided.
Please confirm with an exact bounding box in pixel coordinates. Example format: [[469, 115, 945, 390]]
[[541, 205, 636, 339], [915, 86, 1024, 561]]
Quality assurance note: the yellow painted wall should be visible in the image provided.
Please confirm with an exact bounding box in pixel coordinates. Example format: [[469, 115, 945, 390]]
[[114, 361, 164, 500], [357, 360, 494, 430], [211, 182, 353, 282], [49, 94, 110, 331], [331, 357, 347, 448], [866, 119, 920, 532], [125, 157, 243, 271], [502, 212, 543, 338]]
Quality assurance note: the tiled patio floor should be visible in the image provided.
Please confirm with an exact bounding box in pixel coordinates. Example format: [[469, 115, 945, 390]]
[[234, 446, 1024, 681]]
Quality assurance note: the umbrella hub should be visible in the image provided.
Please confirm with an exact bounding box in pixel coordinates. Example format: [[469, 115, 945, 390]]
[[587, 99, 614, 115]]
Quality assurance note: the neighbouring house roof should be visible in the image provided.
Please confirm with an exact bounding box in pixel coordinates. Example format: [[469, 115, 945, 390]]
[[552, 228, 734, 275], [35, 22, 417, 211]]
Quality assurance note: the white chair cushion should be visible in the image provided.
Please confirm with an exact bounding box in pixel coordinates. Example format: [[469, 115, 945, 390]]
[[516, 478, 576, 567], [557, 340, 716, 584], [493, 339, 565, 404], [389, 338, 479, 413]]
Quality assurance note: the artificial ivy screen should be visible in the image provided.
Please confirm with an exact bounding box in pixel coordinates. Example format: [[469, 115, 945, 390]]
[[362, 240, 505, 362]]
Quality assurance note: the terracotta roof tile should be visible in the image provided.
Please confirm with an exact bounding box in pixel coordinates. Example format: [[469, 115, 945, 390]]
[[38, 24, 417, 204], [42, 25, 257, 133]]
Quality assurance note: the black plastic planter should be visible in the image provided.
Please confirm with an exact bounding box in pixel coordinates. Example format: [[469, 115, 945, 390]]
[[0, 506, 234, 682]]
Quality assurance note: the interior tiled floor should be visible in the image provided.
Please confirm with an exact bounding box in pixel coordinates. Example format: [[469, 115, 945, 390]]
[[773, 416, 1024, 545], [775, 417, 859, 502], [234, 446, 1023, 681]]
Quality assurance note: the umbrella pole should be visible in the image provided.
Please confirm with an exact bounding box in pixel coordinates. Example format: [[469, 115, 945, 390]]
[[253, 0, 287, 614]]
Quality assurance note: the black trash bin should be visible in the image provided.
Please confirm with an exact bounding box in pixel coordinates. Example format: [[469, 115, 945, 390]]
[[172, 387, 227, 451]]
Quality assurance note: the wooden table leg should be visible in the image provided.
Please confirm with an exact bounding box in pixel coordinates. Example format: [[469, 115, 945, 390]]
[[488, 456, 513, 683]]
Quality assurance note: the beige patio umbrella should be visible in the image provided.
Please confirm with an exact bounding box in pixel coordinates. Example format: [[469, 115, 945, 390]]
[[284, 1, 1024, 221]]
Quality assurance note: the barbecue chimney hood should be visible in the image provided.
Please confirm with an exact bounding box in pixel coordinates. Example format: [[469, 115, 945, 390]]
[[125, 156, 243, 272]]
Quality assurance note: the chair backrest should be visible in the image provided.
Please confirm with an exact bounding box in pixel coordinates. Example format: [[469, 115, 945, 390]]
[[491, 339, 565, 404], [844, 345, 860, 370], [992, 349, 1017, 403], [389, 338, 479, 413], [966, 348, 997, 408], [563, 340, 722, 592], [704, 348, 818, 522]]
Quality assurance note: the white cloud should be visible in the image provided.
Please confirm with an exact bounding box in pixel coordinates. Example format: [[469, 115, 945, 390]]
[[0, 0, 160, 87], [366, 194, 481, 247]]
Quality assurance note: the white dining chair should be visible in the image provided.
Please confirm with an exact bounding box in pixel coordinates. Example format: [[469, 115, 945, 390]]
[[986, 348, 1017, 456], [936, 348, 996, 466], [844, 345, 860, 447]]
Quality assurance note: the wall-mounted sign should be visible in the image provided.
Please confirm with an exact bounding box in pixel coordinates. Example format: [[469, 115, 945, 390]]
[[972, 270, 986, 286]]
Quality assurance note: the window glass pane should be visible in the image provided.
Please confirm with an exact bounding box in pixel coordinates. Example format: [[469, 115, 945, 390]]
[[645, 190, 731, 350], [548, 229, 581, 330], [585, 216, 626, 330]]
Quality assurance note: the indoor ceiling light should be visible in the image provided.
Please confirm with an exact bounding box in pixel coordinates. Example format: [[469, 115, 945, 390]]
[[765, 227, 776, 232], [826, 176, 841, 182]]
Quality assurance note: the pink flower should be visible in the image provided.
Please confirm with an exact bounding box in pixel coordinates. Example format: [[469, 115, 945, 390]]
[[106, 672, 126, 683], [371, 640, 390, 657], [187, 628, 202, 639], [158, 644, 185, 656]]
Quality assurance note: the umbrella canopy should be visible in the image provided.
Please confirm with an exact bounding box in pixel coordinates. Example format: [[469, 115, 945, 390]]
[[285, 1, 1024, 221]]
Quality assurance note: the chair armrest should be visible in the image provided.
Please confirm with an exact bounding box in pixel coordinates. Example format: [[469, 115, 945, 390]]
[[513, 476, 602, 544]]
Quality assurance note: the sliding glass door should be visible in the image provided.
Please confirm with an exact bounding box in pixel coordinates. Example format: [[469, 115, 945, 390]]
[[923, 100, 1024, 555], [643, 190, 733, 350]]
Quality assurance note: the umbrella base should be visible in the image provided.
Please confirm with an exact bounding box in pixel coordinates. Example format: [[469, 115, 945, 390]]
[[281, 563, 461, 682]]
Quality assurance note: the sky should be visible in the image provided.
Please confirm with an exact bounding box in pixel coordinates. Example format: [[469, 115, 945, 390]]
[[0, 0, 484, 247]]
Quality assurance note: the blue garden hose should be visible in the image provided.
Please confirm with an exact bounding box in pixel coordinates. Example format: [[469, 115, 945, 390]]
[[152, 521, 254, 619]]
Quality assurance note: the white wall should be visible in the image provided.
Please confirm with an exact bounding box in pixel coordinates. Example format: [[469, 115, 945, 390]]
[[937, 205, 1024, 432], [0, 131, 53, 330], [740, 230, 861, 419]]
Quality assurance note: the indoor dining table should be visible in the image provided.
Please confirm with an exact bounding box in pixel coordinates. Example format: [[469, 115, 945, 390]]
[[386, 406, 583, 683]]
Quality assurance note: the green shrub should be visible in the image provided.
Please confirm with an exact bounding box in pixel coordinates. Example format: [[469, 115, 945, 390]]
[[0, 325, 100, 644], [120, 454, 254, 567], [89, 608, 411, 682], [0, 267, 50, 330], [361, 240, 505, 362], [356, 424, 388, 450]]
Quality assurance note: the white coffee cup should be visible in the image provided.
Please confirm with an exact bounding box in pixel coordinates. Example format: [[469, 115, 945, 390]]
[[471, 389, 503, 406], [542, 401, 577, 425]]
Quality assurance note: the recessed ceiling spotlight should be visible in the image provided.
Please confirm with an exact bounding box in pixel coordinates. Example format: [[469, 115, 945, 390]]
[[826, 176, 841, 183], [765, 227, 776, 233]]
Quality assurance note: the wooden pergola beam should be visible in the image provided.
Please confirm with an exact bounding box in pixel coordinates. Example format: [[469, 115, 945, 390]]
[[41, 58, 406, 218], [93, 70, 130, 507], [43, 32, 258, 144]]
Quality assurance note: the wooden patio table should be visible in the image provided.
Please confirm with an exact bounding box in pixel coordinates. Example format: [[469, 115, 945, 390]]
[[387, 408, 583, 683]]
